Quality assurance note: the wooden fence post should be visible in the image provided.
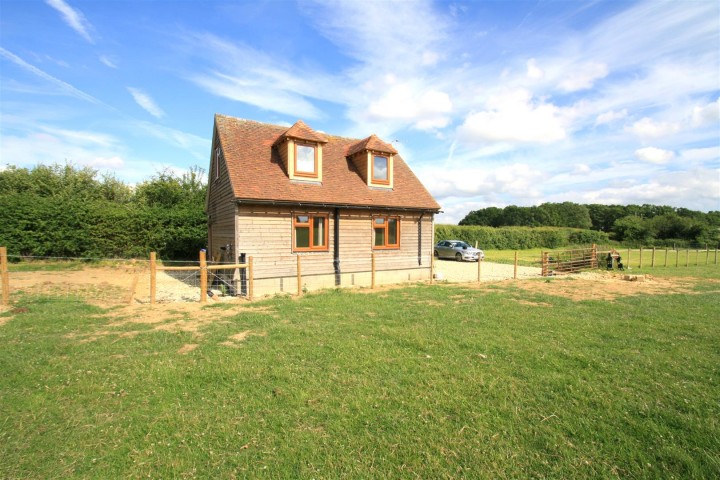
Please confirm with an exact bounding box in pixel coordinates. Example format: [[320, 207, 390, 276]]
[[371, 253, 376, 289], [297, 255, 302, 296], [150, 252, 156, 305], [651, 247, 656, 268], [541, 251, 548, 277], [199, 250, 207, 304], [591, 244, 598, 269], [514, 251, 518, 280], [706, 245, 709, 265], [715, 247, 718, 265], [1, 247, 9, 306], [685, 249, 689, 267], [430, 253, 434, 284], [477, 257, 482, 283], [627, 248, 631, 269], [248, 256, 254, 300], [639, 247, 643, 269], [675, 248, 679, 268], [664, 248, 668, 267]]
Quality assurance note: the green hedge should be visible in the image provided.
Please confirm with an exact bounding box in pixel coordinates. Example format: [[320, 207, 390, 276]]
[[434, 225, 609, 250]]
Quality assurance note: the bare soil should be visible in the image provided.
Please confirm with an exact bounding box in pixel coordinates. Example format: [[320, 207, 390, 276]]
[[3, 265, 717, 344]]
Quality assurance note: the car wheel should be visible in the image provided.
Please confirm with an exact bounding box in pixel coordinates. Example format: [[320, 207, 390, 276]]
[[455, 252, 462, 262], [434, 250, 439, 258]]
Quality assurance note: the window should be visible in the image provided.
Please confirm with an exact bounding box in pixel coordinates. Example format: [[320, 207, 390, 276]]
[[293, 214, 328, 251], [373, 216, 400, 249], [295, 143, 317, 177], [372, 155, 389, 183], [214, 146, 221, 180]]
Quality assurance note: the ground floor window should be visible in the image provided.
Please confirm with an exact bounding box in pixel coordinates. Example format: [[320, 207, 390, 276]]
[[373, 216, 400, 249], [293, 214, 328, 251]]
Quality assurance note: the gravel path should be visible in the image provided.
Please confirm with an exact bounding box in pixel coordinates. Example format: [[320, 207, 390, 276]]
[[433, 259, 542, 283]]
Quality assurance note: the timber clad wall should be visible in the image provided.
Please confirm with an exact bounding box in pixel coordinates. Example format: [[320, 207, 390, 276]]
[[234, 205, 434, 296], [207, 115, 442, 296], [207, 143, 236, 262]]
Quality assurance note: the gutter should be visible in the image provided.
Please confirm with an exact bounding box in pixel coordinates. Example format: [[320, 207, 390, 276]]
[[235, 198, 440, 214]]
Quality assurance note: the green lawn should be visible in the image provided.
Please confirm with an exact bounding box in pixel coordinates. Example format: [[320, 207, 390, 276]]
[[1, 266, 719, 478]]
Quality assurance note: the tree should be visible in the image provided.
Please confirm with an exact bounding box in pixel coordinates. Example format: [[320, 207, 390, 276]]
[[613, 215, 653, 245]]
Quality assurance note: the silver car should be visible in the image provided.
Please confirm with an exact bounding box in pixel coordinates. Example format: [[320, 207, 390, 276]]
[[434, 240, 485, 262]]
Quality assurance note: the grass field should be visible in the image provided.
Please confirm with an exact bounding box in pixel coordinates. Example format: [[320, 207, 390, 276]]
[[486, 246, 720, 270], [1, 266, 719, 478]]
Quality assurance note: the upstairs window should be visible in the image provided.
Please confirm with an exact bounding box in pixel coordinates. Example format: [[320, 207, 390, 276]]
[[373, 216, 399, 249], [294, 214, 328, 252], [295, 143, 317, 177], [214, 146, 222, 180], [372, 155, 389, 184]]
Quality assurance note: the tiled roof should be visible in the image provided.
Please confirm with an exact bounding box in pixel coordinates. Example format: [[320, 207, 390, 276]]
[[213, 114, 441, 211], [347, 134, 398, 156], [277, 120, 328, 144]]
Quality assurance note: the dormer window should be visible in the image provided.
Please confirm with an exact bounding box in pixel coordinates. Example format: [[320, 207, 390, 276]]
[[372, 155, 389, 184], [275, 120, 327, 182], [295, 143, 317, 177], [347, 134, 397, 189]]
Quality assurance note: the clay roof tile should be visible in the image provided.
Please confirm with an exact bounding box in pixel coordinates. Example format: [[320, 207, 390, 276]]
[[213, 114, 440, 211]]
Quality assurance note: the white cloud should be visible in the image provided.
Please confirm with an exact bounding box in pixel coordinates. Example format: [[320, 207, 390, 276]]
[[87, 156, 124, 168], [595, 109, 627, 125], [418, 162, 545, 201], [367, 85, 452, 131], [0, 127, 123, 169], [457, 89, 567, 144], [626, 117, 681, 139], [558, 62, 608, 92], [575, 168, 719, 211], [99, 55, 118, 69], [526, 59, 543, 79], [679, 146, 719, 163], [573, 164, 591, 175], [134, 121, 210, 161], [692, 98, 720, 127], [635, 146, 674, 165], [185, 33, 330, 119], [127, 87, 165, 119], [45, 0, 94, 43], [0, 48, 101, 104]]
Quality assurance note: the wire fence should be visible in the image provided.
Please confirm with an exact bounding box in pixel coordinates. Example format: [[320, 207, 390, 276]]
[[1, 244, 717, 307]]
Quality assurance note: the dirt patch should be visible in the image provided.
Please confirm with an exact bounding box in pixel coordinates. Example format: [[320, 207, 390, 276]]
[[516, 299, 553, 307], [65, 303, 277, 344], [178, 343, 199, 355], [6, 266, 243, 306], [509, 272, 718, 302], [221, 330, 266, 348]]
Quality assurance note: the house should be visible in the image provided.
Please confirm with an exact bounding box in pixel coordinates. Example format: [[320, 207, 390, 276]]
[[206, 114, 441, 297]]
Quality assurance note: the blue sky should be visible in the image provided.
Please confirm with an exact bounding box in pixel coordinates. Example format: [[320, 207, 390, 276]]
[[1, 0, 718, 223]]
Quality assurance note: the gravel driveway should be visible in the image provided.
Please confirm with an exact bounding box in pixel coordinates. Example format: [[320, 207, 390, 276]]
[[433, 259, 542, 283]]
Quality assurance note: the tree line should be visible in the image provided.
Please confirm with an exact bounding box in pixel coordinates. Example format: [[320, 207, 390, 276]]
[[459, 202, 720, 247], [0, 164, 207, 260]]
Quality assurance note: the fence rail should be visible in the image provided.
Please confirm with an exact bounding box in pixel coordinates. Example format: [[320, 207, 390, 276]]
[[2, 245, 717, 306], [1, 249, 433, 305]]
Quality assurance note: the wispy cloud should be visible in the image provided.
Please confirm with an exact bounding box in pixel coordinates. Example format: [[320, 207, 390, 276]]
[[127, 87, 165, 118], [0, 47, 101, 104], [99, 55, 118, 69], [185, 33, 330, 119], [45, 0, 95, 43]]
